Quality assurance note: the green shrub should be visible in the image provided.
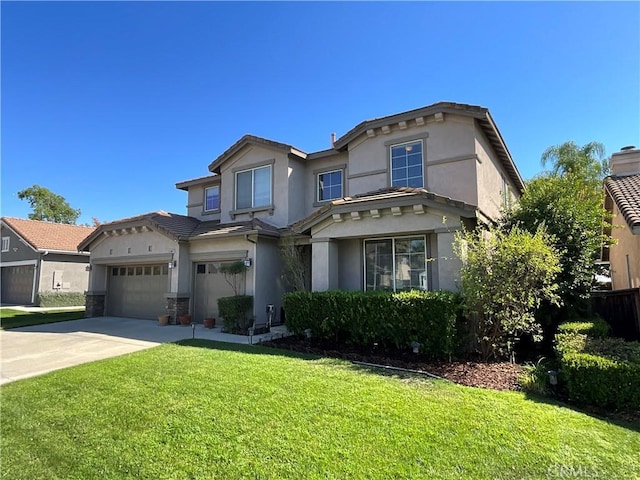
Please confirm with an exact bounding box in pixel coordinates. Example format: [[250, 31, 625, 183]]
[[36, 291, 85, 308], [560, 352, 640, 410], [555, 326, 640, 410], [557, 318, 609, 338], [283, 290, 459, 359], [218, 295, 253, 334]]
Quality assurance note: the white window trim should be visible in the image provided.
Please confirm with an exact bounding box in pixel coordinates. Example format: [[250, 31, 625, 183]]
[[234, 164, 272, 210], [1, 237, 9, 252], [389, 139, 424, 188], [204, 185, 221, 212], [316, 168, 344, 203], [362, 235, 429, 292]]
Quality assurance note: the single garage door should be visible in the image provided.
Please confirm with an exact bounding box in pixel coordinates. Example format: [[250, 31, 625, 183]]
[[193, 262, 236, 322], [107, 264, 168, 319], [1, 265, 35, 305]]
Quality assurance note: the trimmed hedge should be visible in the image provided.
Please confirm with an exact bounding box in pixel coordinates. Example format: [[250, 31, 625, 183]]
[[36, 291, 85, 308], [283, 290, 460, 359], [555, 322, 640, 410], [556, 317, 609, 338], [560, 352, 640, 410], [218, 295, 253, 334]]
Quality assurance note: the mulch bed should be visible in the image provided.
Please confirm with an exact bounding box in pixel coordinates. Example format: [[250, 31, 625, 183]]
[[260, 336, 523, 391]]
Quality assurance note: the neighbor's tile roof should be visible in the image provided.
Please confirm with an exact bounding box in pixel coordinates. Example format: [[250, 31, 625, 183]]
[[1, 217, 95, 253], [606, 173, 640, 232]]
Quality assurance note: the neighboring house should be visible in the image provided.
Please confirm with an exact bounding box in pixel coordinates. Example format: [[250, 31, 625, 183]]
[[79, 102, 524, 323], [0, 217, 95, 305], [604, 146, 640, 289]]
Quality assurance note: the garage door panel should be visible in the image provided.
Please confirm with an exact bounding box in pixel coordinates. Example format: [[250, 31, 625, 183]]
[[107, 265, 167, 319], [1, 266, 35, 305]]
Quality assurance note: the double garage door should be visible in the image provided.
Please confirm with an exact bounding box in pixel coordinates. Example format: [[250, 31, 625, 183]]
[[1, 265, 35, 305], [107, 264, 168, 319]]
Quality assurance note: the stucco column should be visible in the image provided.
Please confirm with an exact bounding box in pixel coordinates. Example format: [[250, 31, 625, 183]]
[[434, 230, 461, 292], [311, 238, 339, 291]]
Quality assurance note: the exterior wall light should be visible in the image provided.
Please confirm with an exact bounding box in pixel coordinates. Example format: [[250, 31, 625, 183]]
[[243, 258, 252, 268], [168, 260, 176, 269]]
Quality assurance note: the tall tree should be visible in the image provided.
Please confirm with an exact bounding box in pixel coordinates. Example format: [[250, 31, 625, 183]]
[[17, 185, 81, 224], [503, 141, 612, 322]]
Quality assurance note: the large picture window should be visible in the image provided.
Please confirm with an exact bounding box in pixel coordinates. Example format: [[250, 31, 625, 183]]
[[391, 140, 423, 188], [204, 185, 220, 211], [364, 236, 427, 291], [235, 165, 272, 209], [317, 169, 343, 202]]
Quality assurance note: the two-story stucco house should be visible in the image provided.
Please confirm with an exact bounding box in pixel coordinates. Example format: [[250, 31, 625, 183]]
[[79, 102, 524, 323]]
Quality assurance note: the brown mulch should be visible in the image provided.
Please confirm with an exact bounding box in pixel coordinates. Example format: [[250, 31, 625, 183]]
[[260, 336, 523, 392]]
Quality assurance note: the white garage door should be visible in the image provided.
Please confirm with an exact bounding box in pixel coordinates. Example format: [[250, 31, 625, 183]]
[[1, 265, 35, 305], [107, 265, 168, 319]]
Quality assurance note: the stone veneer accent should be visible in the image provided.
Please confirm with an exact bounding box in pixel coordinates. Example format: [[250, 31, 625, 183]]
[[165, 294, 190, 324], [85, 291, 106, 317]]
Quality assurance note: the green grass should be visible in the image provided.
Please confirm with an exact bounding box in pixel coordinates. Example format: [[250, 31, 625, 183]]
[[2, 340, 638, 480], [0, 308, 85, 329]]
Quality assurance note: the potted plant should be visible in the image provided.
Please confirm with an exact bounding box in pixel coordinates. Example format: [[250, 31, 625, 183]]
[[179, 314, 192, 326], [203, 317, 216, 329], [158, 314, 170, 326]]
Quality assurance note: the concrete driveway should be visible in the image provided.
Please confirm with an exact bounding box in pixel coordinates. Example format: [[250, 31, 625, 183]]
[[1, 316, 285, 385]]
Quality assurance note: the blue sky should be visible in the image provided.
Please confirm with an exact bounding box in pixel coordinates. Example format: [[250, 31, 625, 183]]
[[2, 1, 639, 225]]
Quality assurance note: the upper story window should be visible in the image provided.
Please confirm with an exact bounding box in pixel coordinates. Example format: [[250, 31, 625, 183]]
[[236, 165, 272, 209], [391, 140, 423, 188], [204, 185, 220, 212], [1, 237, 9, 252], [317, 169, 343, 202]]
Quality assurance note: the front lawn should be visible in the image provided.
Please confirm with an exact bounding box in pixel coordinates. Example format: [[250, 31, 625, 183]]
[[1, 340, 638, 479], [0, 308, 85, 329]]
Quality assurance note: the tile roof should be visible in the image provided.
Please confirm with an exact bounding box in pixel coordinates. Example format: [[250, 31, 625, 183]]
[[606, 173, 640, 233], [1, 217, 95, 253], [190, 218, 281, 240], [292, 186, 478, 233], [79, 211, 281, 250]]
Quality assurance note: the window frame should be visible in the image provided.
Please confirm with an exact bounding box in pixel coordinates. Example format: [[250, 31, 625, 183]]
[[234, 164, 273, 210], [389, 139, 424, 189], [1, 237, 9, 252], [204, 185, 221, 212], [317, 168, 344, 203], [362, 235, 429, 292]]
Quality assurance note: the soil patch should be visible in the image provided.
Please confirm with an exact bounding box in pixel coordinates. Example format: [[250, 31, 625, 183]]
[[260, 336, 523, 391]]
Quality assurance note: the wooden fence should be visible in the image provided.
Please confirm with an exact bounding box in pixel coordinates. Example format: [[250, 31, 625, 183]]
[[591, 288, 640, 341]]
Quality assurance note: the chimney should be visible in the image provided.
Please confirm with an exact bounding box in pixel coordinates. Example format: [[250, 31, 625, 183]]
[[331, 132, 336, 148], [610, 145, 640, 176]]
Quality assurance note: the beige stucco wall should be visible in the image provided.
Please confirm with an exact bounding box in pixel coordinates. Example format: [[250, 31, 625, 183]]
[[185, 182, 221, 222], [255, 238, 285, 324], [218, 145, 291, 227], [610, 206, 640, 289], [474, 124, 518, 219], [39, 257, 89, 293], [337, 238, 363, 291], [287, 156, 308, 224], [303, 152, 349, 216]]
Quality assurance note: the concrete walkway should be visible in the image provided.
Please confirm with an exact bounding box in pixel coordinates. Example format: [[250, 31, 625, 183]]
[[0, 316, 289, 385]]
